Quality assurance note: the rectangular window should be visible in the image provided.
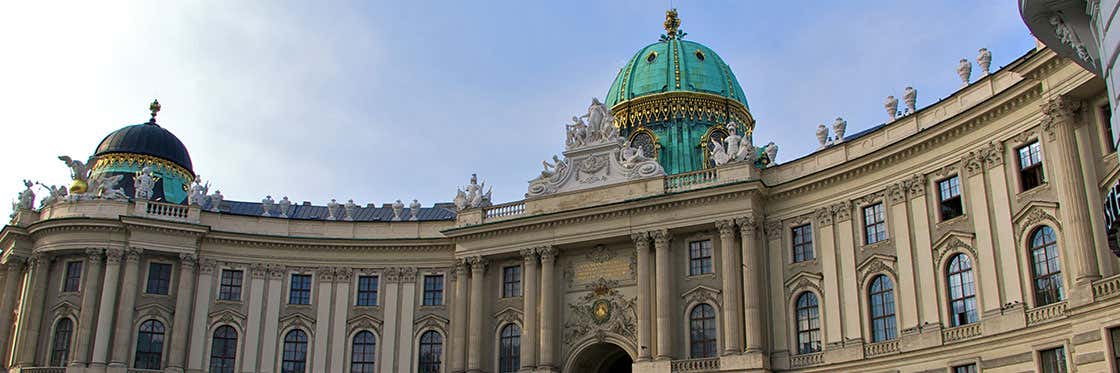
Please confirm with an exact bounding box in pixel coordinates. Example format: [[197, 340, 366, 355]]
[[145, 262, 172, 295], [218, 269, 243, 301], [423, 275, 444, 306], [63, 261, 82, 292], [938, 176, 964, 220], [289, 274, 312, 305], [1103, 104, 1117, 153], [1018, 141, 1045, 191], [1039, 346, 1067, 373], [791, 224, 814, 262], [356, 275, 378, 306], [952, 364, 977, 373], [1110, 327, 1120, 373], [688, 240, 714, 275], [863, 203, 887, 244], [502, 266, 522, 298]]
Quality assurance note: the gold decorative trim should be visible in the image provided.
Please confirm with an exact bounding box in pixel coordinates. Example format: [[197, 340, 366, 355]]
[[610, 91, 754, 133], [626, 128, 661, 161], [672, 40, 681, 89], [92, 153, 194, 182]]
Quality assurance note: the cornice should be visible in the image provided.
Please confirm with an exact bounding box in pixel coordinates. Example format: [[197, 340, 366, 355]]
[[201, 232, 453, 253], [26, 218, 126, 240]]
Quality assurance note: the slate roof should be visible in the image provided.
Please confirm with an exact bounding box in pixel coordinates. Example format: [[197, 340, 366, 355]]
[[211, 200, 457, 221]]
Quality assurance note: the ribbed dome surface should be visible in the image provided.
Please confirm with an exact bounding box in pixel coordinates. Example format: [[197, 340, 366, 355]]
[[94, 122, 193, 173], [605, 39, 748, 109]]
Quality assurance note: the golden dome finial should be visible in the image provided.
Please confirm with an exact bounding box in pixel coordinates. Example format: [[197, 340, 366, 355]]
[[664, 9, 681, 39], [149, 99, 161, 124]]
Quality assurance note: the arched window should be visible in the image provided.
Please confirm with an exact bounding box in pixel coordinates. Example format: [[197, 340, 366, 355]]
[[209, 326, 238, 373], [134, 319, 165, 369], [946, 254, 978, 326], [281, 329, 308, 373], [351, 331, 377, 373], [498, 324, 521, 373], [418, 331, 443, 373], [49, 318, 73, 366], [795, 292, 821, 354], [630, 131, 657, 159], [1030, 226, 1064, 306], [868, 275, 896, 342], [689, 303, 718, 358]]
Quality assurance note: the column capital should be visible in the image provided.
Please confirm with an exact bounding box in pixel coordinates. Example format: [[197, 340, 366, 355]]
[[981, 141, 1004, 170], [650, 229, 671, 247], [105, 248, 124, 265], [468, 256, 489, 272], [28, 251, 51, 268], [763, 219, 783, 240], [888, 183, 907, 204], [630, 232, 650, 247], [537, 246, 558, 262], [5, 258, 26, 272], [734, 216, 758, 237], [961, 151, 985, 177], [831, 200, 852, 222], [267, 264, 286, 280], [179, 253, 198, 268], [125, 248, 144, 263], [249, 263, 268, 279], [1040, 96, 1084, 139], [85, 248, 104, 264], [715, 219, 736, 237], [906, 173, 927, 199], [198, 257, 217, 274], [382, 267, 398, 283], [520, 248, 538, 262], [815, 207, 834, 226], [396, 267, 415, 283], [334, 267, 354, 283]]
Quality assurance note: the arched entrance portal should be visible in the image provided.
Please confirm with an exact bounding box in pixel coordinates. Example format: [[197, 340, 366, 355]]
[[567, 342, 633, 373]]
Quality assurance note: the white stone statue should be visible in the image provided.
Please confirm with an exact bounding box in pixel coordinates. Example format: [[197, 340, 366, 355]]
[[885, 96, 899, 122], [392, 199, 404, 221], [409, 199, 421, 221], [14, 180, 35, 212], [58, 155, 95, 182], [763, 142, 779, 167], [735, 133, 755, 162], [278, 196, 291, 217], [133, 165, 156, 200], [833, 117, 847, 144], [540, 155, 564, 179], [620, 140, 648, 168], [724, 122, 742, 159], [957, 58, 972, 87], [902, 87, 917, 114], [583, 97, 610, 140], [209, 190, 223, 212], [816, 124, 829, 149], [566, 116, 588, 149], [977, 48, 992, 76], [93, 174, 128, 201], [188, 179, 209, 206], [36, 182, 67, 208], [455, 173, 492, 210], [710, 139, 731, 166], [1050, 14, 1095, 65], [345, 199, 357, 221], [327, 199, 341, 220], [261, 195, 275, 216]]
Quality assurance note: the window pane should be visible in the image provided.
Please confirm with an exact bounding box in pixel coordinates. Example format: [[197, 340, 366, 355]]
[[281, 330, 308, 373], [357, 275, 378, 306], [499, 324, 521, 373], [351, 331, 376, 373], [418, 331, 443, 373], [146, 263, 172, 295], [219, 270, 243, 301], [135, 320, 165, 369], [689, 240, 713, 275], [502, 266, 522, 298], [424, 275, 444, 306], [289, 274, 312, 305], [63, 261, 82, 292], [50, 318, 73, 366], [209, 326, 238, 373]]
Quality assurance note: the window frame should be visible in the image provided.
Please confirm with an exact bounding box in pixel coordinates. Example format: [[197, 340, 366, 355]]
[[1029, 226, 1065, 306], [356, 275, 379, 307], [218, 269, 244, 301], [288, 273, 313, 305], [1017, 141, 1046, 191], [134, 319, 166, 369], [422, 274, 445, 306], [1108, 327, 1120, 373], [62, 261, 83, 293], [350, 330, 377, 373], [501, 265, 522, 298], [689, 303, 718, 358], [794, 292, 822, 354], [937, 175, 964, 221], [49, 317, 74, 367], [145, 261, 174, 296], [863, 203, 888, 245], [417, 330, 443, 373], [951, 363, 978, 373], [945, 253, 979, 327], [498, 323, 521, 373], [280, 329, 309, 373], [1038, 345, 1069, 373], [208, 325, 238, 373], [688, 239, 714, 276], [791, 224, 814, 263], [867, 275, 897, 342]]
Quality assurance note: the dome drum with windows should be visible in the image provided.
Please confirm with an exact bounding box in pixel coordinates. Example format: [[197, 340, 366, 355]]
[[608, 9, 755, 174]]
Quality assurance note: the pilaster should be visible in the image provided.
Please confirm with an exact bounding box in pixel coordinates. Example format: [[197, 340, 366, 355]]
[[0, 259, 26, 369], [451, 259, 469, 372], [71, 248, 104, 366], [962, 152, 1003, 315], [652, 229, 674, 359], [538, 246, 559, 370], [186, 257, 216, 372], [467, 256, 488, 372], [732, 218, 756, 353], [313, 268, 335, 373], [983, 142, 1025, 304], [889, 180, 919, 331], [90, 248, 123, 369], [831, 199, 861, 342], [393, 267, 415, 373], [521, 249, 540, 369], [13, 252, 50, 367], [631, 232, 653, 361], [258, 264, 284, 373], [814, 208, 842, 344], [109, 248, 141, 367], [907, 177, 939, 326], [241, 263, 267, 373], [334, 267, 354, 373]]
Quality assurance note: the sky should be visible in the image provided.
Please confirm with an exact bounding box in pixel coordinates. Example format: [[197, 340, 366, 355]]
[[0, 1, 1039, 217]]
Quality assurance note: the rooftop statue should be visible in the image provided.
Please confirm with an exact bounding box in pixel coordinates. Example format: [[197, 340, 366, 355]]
[[903, 87, 917, 114], [92, 174, 128, 201], [816, 124, 829, 149], [957, 58, 972, 87], [58, 155, 96, 194], [188, 179, 209, 206], [833, 117, 847, 144], [567, 98, 620, 149], [724, 122, 742, 159], [134, 165, 156, 201], [540, 155, 565, 180], [710, 139, 732, 166], [410, 199, 421, 221], [392, 199, 404, 221], [278, 196, 291, 217], [455, 174, 492, 210], [709, 121, 758, 166], [37, 182, 68, 208], [977, 48, 992, 76], [620, 140, 648, 168], [261, 195, 275, 216], [11, 180, 35, 218], [327, 199, 341, 220], [209, 190, 223, 212], [566, 116, 587, 149], [885, 96, 899, 122], [345, 199, 358, 221]]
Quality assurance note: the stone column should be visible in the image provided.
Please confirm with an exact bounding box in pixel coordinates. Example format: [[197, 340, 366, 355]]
[[90, 249, 124, 368], [166, 254, 197, 373], [538, 246, 558, 370], [451, 260, 469, 372], [763, 221, 787, 351], [109, 248, 142, 367], [1073, 114, 1117, 276], [241, 264, 267, 373], [312, 269, 335, 373], [715, 219, 742, 354], [981, 144, 1025, 303], [70, 248, 105, 366], [734, 218, 760, 352], [963, 154, 1003, 313], [520, 249, 539, 369], [907, 181, 939, 325], [814, 208, 842, 345], [258, 265, 284, 373], [13, 252, 50, 367], [0, 259, 26, 369], [467, 256, 488, 372], [888, 183, 919, 331], [652, 229, 674, 359], [333, 268, 354, 373], [1041, 97, 1101, 284], [832, 201, 861, 342], [631, 233, 653, 361], [187, 258, 216, 372]]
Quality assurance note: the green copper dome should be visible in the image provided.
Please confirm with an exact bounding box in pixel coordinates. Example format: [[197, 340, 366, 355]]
[[605, 39, 748, 110], [607, 10, 755, 175]]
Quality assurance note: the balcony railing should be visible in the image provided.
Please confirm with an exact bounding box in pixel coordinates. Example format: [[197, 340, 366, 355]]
[[670, 357, 720, 372], [483, 201, 525, 220], [941, 323, 982, 343], [790, 352, 825, 368], [1093, 274, 1120, 300], [1025, 301, 1068, 326], [863, 339, 900, 357], [664, 168, 719, 192]]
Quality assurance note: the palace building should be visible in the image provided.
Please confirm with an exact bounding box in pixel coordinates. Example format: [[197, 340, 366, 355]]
[[3, 9, 1120, 373]]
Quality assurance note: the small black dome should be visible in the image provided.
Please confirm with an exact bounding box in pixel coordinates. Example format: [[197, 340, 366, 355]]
[[95, 122, 193, 173]]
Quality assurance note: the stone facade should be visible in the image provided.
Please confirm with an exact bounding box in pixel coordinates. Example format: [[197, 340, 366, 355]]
[[3, 50, 1120, 373]]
